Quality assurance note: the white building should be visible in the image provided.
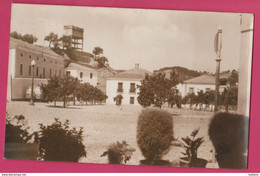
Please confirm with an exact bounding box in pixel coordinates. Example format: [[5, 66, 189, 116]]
[[66, 62, 98, 86], [177, 74, 227, 97], [106, 64, 151, 105]]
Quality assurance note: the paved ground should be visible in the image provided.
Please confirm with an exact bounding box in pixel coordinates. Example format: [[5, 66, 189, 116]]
[[5, 101, 219, 168]]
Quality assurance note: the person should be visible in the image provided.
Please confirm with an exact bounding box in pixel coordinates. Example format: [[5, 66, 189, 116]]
[[208, 113, 249, 169]]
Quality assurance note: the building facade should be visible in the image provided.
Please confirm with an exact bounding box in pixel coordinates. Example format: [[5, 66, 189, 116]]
[[7, 37, 66, 100], [66, 62, 98, 86], [106, 64, 151, 105], [176, 75, 226, 97]]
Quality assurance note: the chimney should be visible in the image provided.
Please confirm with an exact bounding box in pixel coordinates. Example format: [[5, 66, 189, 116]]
[[135, 63, 139, 69]]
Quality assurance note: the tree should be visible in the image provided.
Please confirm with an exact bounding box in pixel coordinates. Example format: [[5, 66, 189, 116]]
[[196, 90, 205, 110], [228, 70, 239, 87], [182, 92, 197, 109], [59, 76, 80, 108], [203, 90, 215, 111], [92, 46, 103, 58], [44, 32, 59, 47], [10, 31, 38, 44], [41, 76, 61, 106], [220, 87, 238, 112], [138, 72, 180, 108]]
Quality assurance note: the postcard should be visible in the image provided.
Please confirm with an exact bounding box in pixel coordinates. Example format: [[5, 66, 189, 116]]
[[4, 3, 254, 169]]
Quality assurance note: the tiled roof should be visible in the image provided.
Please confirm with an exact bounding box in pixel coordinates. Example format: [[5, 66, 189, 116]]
[[183, 75, 215, 85], [107, 68, 152, 80], [67, 62, 97, 70], [9, 37, 66, 61]]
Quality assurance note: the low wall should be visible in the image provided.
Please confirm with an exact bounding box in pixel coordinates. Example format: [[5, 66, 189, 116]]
[[10, 77, 48, 100]]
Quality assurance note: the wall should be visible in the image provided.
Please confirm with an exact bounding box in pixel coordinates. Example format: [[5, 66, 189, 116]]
[[14, 48, 65, 79], [10, 78, 48, 100], [106, 79, 141, 105]]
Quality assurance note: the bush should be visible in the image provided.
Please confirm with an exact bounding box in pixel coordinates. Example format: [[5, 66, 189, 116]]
[[137, 108, 174, 163], [208, 113, 248, 169], [5, 113, 35, 143], [101, 140, 135, 164], [37, 118, 86, 162]]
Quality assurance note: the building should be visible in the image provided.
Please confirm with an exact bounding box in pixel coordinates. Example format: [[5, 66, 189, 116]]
[[176, 74, 227, 97], [7, 37, 66, 100], [63, 25, 84, 51], [106, 64, 152, 105], [66, 62, 98, 86]]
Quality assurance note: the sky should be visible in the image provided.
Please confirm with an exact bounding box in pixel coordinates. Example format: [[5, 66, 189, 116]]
[[10, 4, 253, 73]]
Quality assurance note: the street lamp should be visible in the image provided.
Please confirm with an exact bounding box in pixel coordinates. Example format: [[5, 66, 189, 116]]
[[29, 60, 36, 106], [214, 28, 222, 112]]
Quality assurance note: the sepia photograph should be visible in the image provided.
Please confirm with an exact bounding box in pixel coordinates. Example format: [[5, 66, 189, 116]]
[[4, 3, 254, 169]]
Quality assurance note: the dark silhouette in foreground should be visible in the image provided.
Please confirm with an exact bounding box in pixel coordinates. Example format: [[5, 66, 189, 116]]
[[208, 113, 249, 169]]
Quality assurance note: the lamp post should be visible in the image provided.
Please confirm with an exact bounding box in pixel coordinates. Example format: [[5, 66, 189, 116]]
[[214, 28, 222, 112], [29, 60, 36, 106]]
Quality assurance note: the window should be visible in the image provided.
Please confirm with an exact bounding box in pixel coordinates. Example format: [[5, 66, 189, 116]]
[[206, 88, 211, 91], [20, 64, 23, 75], [44, 58, 46, 62], [130, 97, 135, 104], [189, 87, 194, 93], [130, 83, 136, 93], [20, 53, 23, 57], [90, 73, 93, 79], [37, 57, 39, 60], [36, 67, 39, 77], [29, 65, 31, 76], [43, 68, 45, 78], [29, 55, 31, 59], [117, 82, 123, 93], [66, 71, 71, 76], [50, 69, 52, 76], [80, 72, 83, 79], [50, 60, 52, 63]]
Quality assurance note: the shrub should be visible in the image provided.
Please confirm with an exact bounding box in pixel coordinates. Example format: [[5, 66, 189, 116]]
[[5, 113, 35, 143], [208, 113, 248, 169], [37, 118, 86, 162], [101, 140, 135, 164], [137, 108, 174, 163]]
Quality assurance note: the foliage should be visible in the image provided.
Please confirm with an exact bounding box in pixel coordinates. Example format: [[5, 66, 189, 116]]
[[37, 118, 86, 162], [101, 140, 135, 164], [5, 113, 35, 143], [220, 87, 238, 112], [44, 32, 59, 47], [137, 72, 180, 108], [137, 108, 174, 163], [182, 92, 197, 109], [179, 129, 204, 162], [113, 94, 123, 106], [41, 76, 60, 106], [208, 113, 248, 169], [92, 47, 109, 68], [10, 31, 38, 44], [203, 90, 215, 111], [228, 70, 239, 87], [76, 83, 108, 104]]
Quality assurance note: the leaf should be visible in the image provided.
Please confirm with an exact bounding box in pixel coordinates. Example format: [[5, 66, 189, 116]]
[[191, 128, 200, 137]]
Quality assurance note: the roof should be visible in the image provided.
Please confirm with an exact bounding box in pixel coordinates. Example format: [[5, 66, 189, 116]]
[[107, 67, 152, 80], [183, 75, 215, 85], [9, 37, 66, 61], [67, 62, 97, 70]]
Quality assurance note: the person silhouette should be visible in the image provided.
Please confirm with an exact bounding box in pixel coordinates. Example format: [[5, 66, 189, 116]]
[[208, 112, 249, 169]]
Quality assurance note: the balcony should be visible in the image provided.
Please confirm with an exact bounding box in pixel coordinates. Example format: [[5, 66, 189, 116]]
[[117, 88, 124, 93], [129, 89, 136, 93]]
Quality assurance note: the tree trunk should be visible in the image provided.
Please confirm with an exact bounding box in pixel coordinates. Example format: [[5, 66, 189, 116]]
[[73, 93, 76, 105], [63, 96, 66, 108], [225, 105, 229, 112]]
